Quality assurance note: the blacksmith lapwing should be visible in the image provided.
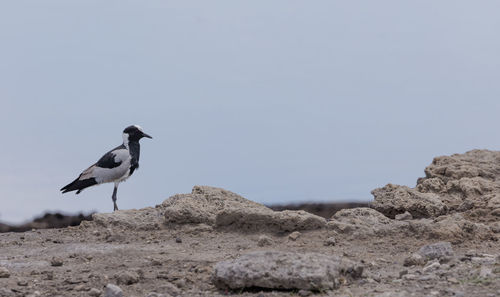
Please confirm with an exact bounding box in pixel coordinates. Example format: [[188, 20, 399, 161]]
[[61, 125, 152, 211]]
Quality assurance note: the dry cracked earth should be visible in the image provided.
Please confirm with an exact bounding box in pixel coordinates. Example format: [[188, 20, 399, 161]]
[[1, 150, 499, 297]]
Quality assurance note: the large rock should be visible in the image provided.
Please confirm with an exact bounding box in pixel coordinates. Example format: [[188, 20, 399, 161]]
[[408, 213, 493, 240], [417, 242, 454, 261], [212, 251, 363, 290], [418, 150, 500, 212], [327, 208, 405, 237], [423, 150, 500, 183], [215, 209, 326, 233], [371, 150, 500, 226], [371, 184, 448, 219], [163, 186, 326, 232], [327, 208, 493, 240], [162, 186, 268, 225]]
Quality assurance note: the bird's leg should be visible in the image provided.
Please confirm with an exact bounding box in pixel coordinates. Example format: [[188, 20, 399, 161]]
[[112, 183, 119, 211]]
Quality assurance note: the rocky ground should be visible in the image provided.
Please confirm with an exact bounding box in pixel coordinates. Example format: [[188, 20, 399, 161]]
[[1, 150, 499, 297]]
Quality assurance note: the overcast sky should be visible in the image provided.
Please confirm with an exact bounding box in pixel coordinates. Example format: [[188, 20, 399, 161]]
[[1, 1, 500, 223]]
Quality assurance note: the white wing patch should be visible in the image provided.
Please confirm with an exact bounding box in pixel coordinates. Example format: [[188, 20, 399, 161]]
[[79, 149, 132, 184]]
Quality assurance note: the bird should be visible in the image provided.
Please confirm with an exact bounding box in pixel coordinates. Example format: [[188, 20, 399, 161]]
[[61, 125, 152, 211]]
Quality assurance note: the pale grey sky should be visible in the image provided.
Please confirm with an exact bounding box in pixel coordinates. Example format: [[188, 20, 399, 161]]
[[1, 1, 500, 223]]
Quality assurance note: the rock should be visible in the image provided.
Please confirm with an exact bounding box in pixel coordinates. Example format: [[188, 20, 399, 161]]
[[104, 284, 123, 297], [163, 186, 267, 225], [25, 292, 41, 297], [371, 184, 448, 218], [257, 235, 273, 247], [417, 242, 454, 261], [0, 288, 14, 297], [327, 208, 405, 236], [471, 256, 496, 265], [146, 293, 171, 297], [479, 266, 493, 278], [323, 237, 336, 246], [175, 237, 182, 243], [50, 257, 63, 267], [298, 290, 312, 297], [424, 214, 492, 240], [403, 253, 425, 267], [93, 207, 162, 230], [163, 186, 326, 233], [398, 270, 408, 278], [447, 277, 459, 284], [74, 284, 86, 291], [115, 271, 140, 285], [376, 292, 408, 297], [215, 208, 326, 233], [17, 280, 28, 286], [422, 260, 440, 273], [212, 251, 363, 290], [402, 274, 417, 280], [0, 267, 10, 278], [155, 282, 180, 296], [288, 231, 301, 241], [423, 150, 500, 183], [89, 288, 102, 297], [395, 211, 413, 221]]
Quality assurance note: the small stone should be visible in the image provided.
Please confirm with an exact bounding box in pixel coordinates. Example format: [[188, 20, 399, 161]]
[[74, 284, 86, 291], [175, 237, 182, 243], [0, 288, 14, 297], [115, 271, 140, 285], [479, 266, 493, 278], [89, 288, 102, 297], [447, 277, 459, 284], [471, 256, 496, 265], [146, 293, 169, 297], [104, 284, 123, 297], [257, 235, 273, 247], [174, 278, 186, 288], [50, 257, 64, 267], [156, 282, 181, 296], [298, 289, 312, 297], [402, 274, 417, 280], [490, 208, 500, 217], [417, 242, 454, 261], [423, 260, 440, 273], [395, 211, 413, 220], [26, 291, 41, 297], [17, 280, 28, 286], [288, 231, 301, 241], [43, 270, 54, 280], [0, 267, 10, 278], [398, 270, 408, 278], [323, 237, 336, 246], [404, 253, 425, 266]]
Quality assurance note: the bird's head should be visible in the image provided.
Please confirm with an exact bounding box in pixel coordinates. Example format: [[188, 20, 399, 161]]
[[123, 125, 152, 143]]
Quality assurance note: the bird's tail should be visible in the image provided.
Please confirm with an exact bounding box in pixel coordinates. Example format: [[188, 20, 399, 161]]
[[61, 178, 98, 194]]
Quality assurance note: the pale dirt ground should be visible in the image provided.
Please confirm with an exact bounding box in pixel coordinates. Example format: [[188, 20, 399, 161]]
[[0, 219, 498, 297]]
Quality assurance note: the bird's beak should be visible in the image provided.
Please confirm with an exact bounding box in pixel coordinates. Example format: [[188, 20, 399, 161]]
[[142, 132, 153, 139]]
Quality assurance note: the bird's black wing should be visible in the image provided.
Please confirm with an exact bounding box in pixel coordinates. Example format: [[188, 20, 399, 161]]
[[96, 144, 126, 169]]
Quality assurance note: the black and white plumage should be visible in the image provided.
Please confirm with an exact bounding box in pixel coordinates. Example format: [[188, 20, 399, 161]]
[[61, 125, 152, 211]]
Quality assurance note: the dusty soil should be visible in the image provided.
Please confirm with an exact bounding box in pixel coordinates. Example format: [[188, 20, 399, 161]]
[[1, 150, 499, 297], [0, 221, 498, 297]]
